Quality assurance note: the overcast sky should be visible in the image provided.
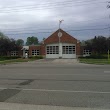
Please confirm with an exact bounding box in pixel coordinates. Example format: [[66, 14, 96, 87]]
[[0, 0, 109, 42]]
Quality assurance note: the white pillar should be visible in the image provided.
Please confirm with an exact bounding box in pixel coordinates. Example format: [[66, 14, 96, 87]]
[[23, 49, 25, 58], [59, 43, 62, 58]]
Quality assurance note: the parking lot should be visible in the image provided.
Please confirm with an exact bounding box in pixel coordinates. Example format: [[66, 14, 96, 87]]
[[0, 59, 110, 110]]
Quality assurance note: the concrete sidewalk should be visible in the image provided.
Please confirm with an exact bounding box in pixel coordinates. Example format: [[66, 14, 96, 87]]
[[29, 59, 79, 64], [52, 59, 79, 63], [0, 102, 108, 110]]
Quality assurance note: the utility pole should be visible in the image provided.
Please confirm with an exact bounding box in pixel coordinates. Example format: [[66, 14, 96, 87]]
[[58, 20, 64, 58], [58, 20, 64, 46], [107, 2, 110, 60]]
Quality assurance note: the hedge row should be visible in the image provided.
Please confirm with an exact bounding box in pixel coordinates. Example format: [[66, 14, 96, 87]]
[[79, 54, 108, 59], [0, 56, 21, 61], [29, 55, 43, 59]]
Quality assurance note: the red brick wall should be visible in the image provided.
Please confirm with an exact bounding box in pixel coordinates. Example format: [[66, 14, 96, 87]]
[[17, 43, 81, 57], [76, 42, 81, 56], [43, 29, 81, 57], [29, 46, 41, 56], [18, 51, 23, 57], [44, 29, 77, 44], [16, 29, 82, 57], [40, 44, 46, 56], [18, 46, 23, 57], [40, 43, 81, 57]]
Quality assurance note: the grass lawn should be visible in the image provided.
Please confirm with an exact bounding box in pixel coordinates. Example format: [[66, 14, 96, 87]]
[[0, 58, 37, 65], [79, 59, 110, 65]]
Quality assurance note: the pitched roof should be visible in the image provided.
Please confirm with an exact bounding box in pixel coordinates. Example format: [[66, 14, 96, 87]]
[[21, 46, 29, 50], [44, 29, 78, 44]]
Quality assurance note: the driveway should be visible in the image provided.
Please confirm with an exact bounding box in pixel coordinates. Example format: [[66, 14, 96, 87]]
[[29, 58, 79, 64]]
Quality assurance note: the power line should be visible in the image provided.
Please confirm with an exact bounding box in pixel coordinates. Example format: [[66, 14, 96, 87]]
[[0, 0, 104, 9], [0, 19, 108, 32], [1, 24, 108, 33], [67, 27, 109, 32], [68, 17, 107, 24], [0, 1, 106, 13], [3, 27, 109, 36], [0, 16, 108, 31], [64, 24, 109, 29], [0, 26, 57, 31], [5, 31, 53, 35]]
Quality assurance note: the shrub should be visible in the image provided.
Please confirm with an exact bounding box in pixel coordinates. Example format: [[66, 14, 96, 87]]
[[0, 56, 21, 61], [79, 54, 108, 59], [29, 55, 43, 59]]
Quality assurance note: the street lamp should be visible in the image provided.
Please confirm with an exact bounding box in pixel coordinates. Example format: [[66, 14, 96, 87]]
[[58, 20, 64, 58], [108, 38, 110, 60], [107, 2, 110, 60]]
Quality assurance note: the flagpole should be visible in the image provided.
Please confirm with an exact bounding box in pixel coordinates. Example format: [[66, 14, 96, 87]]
[[58, 20, 64, 58]]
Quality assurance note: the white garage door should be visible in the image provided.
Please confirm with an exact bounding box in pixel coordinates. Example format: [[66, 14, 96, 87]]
[[62, 45, 76, 58], [46, 43, 76, 58], [46, 44, 59, 58]]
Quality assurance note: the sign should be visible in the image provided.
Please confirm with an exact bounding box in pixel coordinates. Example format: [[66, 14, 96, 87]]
[[58, 32, 62, 37]]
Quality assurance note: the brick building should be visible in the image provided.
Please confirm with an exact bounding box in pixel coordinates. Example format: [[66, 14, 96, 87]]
[[11, 29, 81, 58]]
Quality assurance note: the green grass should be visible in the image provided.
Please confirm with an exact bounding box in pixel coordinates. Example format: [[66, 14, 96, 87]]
[[0, 58, 36, 65], [79, 58, 110, 65]]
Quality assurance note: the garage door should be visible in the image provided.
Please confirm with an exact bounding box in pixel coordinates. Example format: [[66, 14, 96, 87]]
[[62, 45, 76, 58], [46, 45, 59, 58], [46, 43, 76, 58]]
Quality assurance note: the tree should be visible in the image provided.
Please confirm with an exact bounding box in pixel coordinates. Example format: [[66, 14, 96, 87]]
[[84, 39, 93, 51], [92, 36, 107, 54], [16, 39, 24, 46], [26, 36, 39, 45], [9, 38, 18, 51], [107, 37, 110, 51], [0, 32, 8, 38], [0, 32, 18, 56], [84, 36, 108, 54]]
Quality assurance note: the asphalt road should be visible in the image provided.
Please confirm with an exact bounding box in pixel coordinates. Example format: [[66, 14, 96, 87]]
[[0, 59, 110, 109]]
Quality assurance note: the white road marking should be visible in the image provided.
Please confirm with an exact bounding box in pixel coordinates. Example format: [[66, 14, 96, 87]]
[[33, 74, 84, 75], [22, 89, 110, 94], [0, 87, 110, 94], [14, 73, 104, 76], [0, 87, 7, 90], [104, 71, 110, 73]]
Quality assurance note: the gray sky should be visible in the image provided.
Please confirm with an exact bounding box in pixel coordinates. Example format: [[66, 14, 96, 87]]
[[0, 0, 109, 42]]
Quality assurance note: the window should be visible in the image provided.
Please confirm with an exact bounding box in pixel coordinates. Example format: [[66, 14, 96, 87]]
[[46, 46, 59, 54], [62, 46, 75, 54], [11, 51, 18, 56], [31, 50, 39, 56], [83, 50, 91, 55]]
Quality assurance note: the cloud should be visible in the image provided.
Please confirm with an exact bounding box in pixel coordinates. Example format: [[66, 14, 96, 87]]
[[0, 0, 109, 41]]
